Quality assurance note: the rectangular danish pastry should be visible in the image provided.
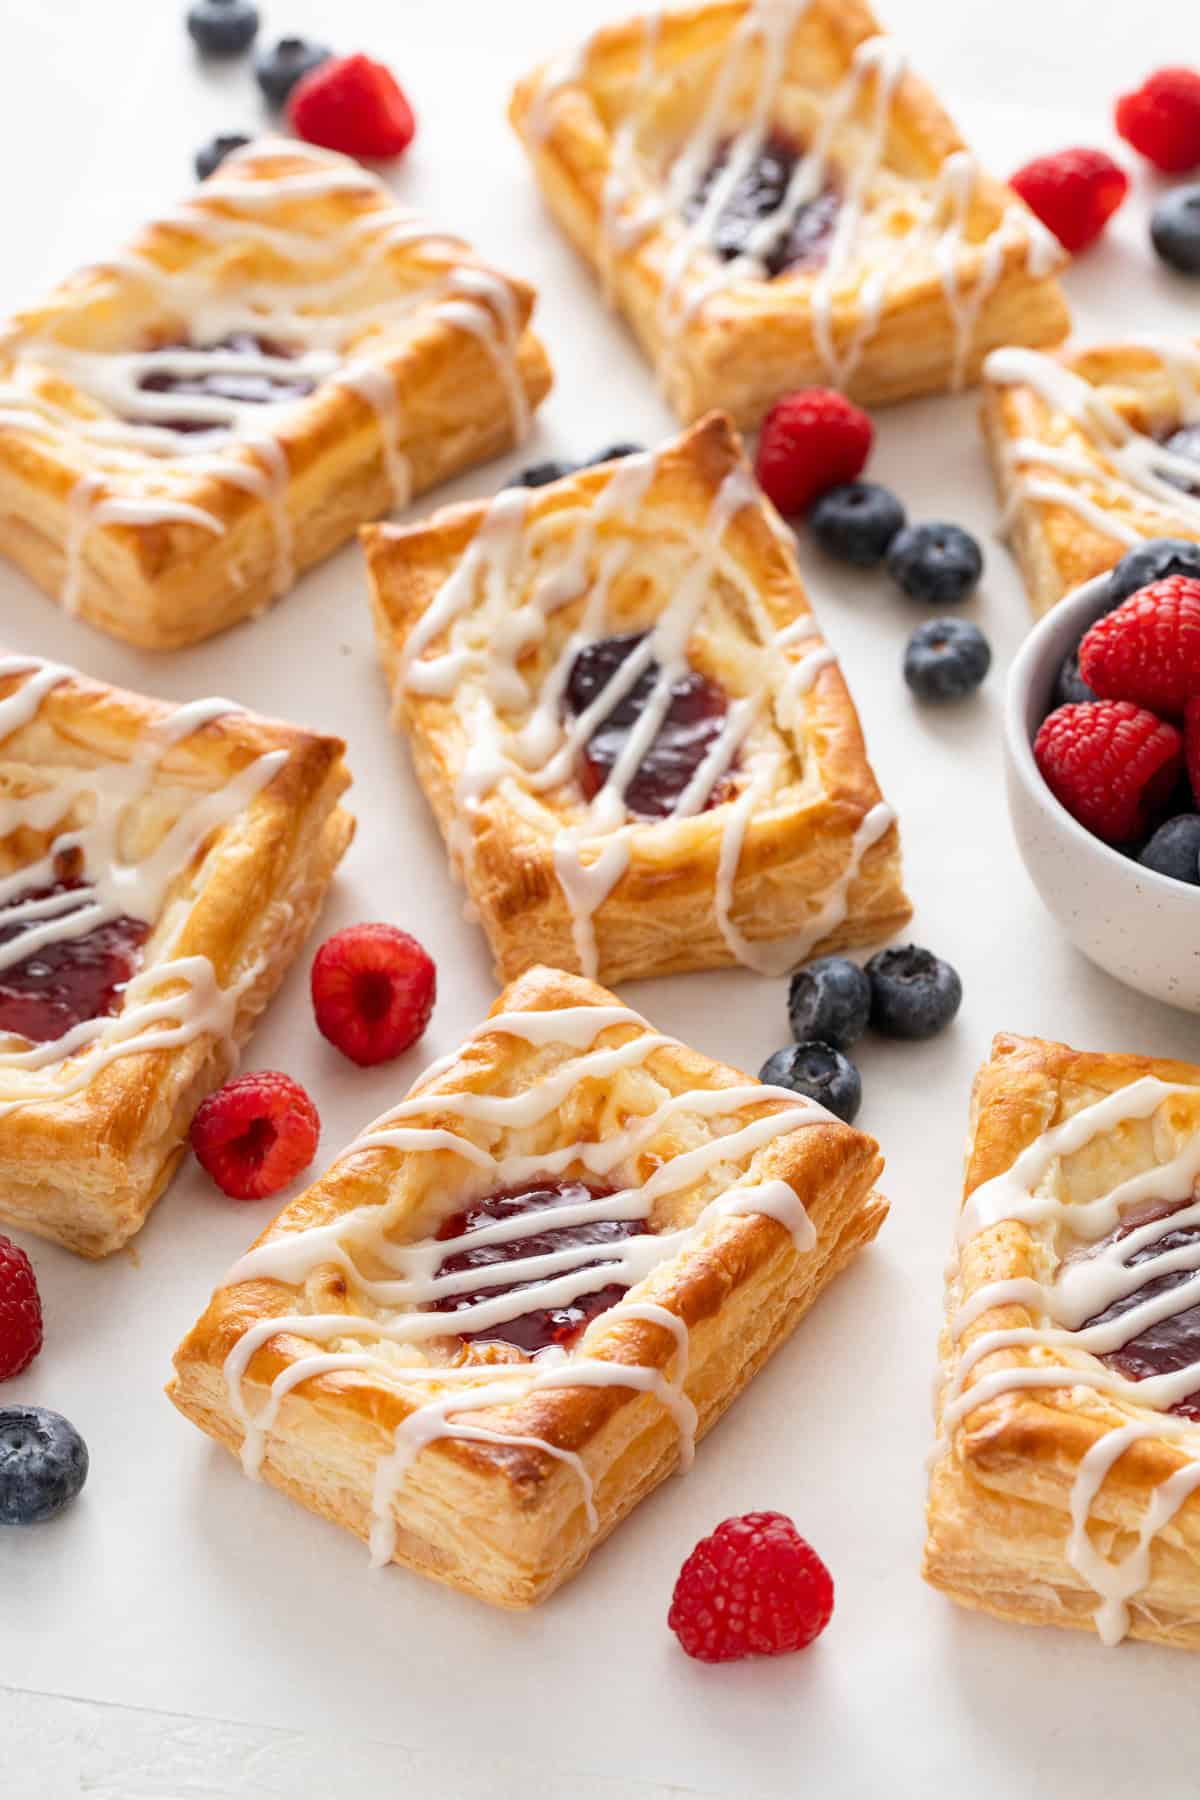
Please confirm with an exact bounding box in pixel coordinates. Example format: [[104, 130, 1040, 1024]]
[[169, 963, 888, 1609], [509, 0, 1069, 427], [363, 412, 909, 987], [925, 1033, 1200, 1650], [982, 337, 1200, 616], [0, 653, 353, 1257], [0, 138, 552, 649]]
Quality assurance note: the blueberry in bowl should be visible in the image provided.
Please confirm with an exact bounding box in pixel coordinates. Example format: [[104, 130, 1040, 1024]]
[[1106, 537, 1200, 606], [759, 1042, 862, 1125], [1139, 815, 1200, 885]]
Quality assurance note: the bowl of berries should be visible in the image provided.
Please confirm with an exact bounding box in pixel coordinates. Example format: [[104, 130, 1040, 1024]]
[[1006, 540, 1200, 1011]]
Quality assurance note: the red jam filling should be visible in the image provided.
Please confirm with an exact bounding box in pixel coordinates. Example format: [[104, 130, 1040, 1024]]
[[0, 879, 149, 1044], [683, 132, 841, 278], [1079, 1202, 1200, 1420], [1158, 424, 1200, 498], [134, 331, 316, 432], [564, 632, 732, 820], [428, 1179, 647, 1355]]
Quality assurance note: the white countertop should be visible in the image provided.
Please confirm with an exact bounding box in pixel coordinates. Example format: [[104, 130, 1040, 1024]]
[[2, 0, 1198, 1795]]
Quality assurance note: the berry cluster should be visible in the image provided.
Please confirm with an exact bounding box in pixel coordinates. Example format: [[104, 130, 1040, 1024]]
[[1034, 544, 1200, 882], [186, 4, 415, 178], [759, 946, 963, 1125], [1008, 64, 1200, 275], [751, 388, 990, 706]]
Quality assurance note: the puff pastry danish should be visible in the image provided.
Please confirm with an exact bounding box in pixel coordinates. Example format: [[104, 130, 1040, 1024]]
[[925, 1033, 1200, 1651], [363, 412, 909, 987], [0, 652, 353, 1257], [0, 139, 552, 649], [509, 0, 1069, 428], [983, 337, 1200, 616], [169, 963, 888, 1609]]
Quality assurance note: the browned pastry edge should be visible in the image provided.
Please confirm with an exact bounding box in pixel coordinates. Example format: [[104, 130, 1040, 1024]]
[[924, 1032, 1200, 1649], [170, 962, 888, 1607], [0, 658, 354, 1256], [362, 412, 909, 986], [509, 0, 1069, 427]]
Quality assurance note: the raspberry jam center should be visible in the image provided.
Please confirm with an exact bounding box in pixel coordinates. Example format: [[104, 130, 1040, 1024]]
[[565, 632, 732, 820], [1159, 424, 1200, 497], [428, 1179, 646, 1355], [0, 880, 149, 1044], [134, 331, 316, 432], [683, 133, 840, 277], [1080, 1203, 1200, 1420]]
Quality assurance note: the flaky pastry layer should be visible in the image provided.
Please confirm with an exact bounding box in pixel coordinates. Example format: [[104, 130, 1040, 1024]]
[[171, 964, 887, 1607], [925, 1033, 1200, 1650]]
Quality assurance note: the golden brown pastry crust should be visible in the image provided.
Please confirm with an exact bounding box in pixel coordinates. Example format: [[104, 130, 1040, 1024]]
[[0, 657, 353, 1257], [924, 1033, 1200, 1649], [0, 142, 552, 649], [982, 339, 1200, 617], [169, 963, 888, 1609], [363, 412, 908, 987], [509, 0, 1068, 427]]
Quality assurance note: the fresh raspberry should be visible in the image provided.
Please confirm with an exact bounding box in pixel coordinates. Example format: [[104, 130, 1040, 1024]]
[[1078, 576, 1200, 717], [1116, 68, 1200, 174], [1034, 701, 1183, 844], [288, 53, 416, 159], [190, 1071, 320, 1200], [0, 1239, 42, 1383], [311, 923, 436, 1066], [1186, 695, 1200, 804], [754, 389, 872, 516], [1009, 148, 1128, 253], [668, 1511, 834, 1662]]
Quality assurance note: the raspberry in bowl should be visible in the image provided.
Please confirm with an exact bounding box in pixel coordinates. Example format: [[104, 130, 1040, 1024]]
[[1005, 564, 1200, 1011]]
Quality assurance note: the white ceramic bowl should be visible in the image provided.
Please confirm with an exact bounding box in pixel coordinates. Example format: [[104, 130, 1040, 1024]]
[[1005, 573, 1200, 1013]]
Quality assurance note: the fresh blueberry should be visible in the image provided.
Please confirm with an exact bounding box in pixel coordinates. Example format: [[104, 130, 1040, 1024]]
[[1150, 185, 1200, 276], [1106, 537, 1200, 605], [759, 1041, 862, 1125], [0, 1407, 88, 1526], [787, 956, 870, 1052], [1052, 645, 1100, 708], [515, 458, 577, 488], [194, 133, 252, 182], [1138, 815, 1200, 885], [866, 945, 962, 1040], [903, 617, 991, 703], [886, 522, 983, 604], [254, 36, 332, 108], [589, 442, 645, 464], [808, 481, 906, 567], [186, 0, 259, 56]]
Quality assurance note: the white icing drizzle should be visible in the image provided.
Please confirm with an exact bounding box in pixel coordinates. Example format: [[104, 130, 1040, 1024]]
[[397, 446, 891, 977], [988, 341, 1200, 550], [0, 138, 533, 609], [0, 655, 288, 1110], [219, 1004, 826, 1561], [940, 1073, 1200, 1643], [529, 1, 1061, 392]]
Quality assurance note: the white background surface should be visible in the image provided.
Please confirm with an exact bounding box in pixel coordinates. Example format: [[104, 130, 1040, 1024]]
[[2, 1, 1199, 1795]]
